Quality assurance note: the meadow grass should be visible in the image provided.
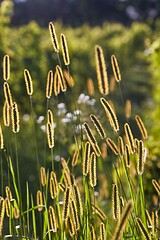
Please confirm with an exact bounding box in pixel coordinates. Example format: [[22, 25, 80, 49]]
[[0, 23, 159, 240]]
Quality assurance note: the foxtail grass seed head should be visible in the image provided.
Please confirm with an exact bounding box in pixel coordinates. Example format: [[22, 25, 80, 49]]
[[66, 217, 76, 237], [24, 69, 33, 96], [46, 122, 54, 148], [110, 75, 116, 92], [124, 144, 130, 168], [11, 102, 20, 133], [152, 179, 160, 196], [61, 157, 70, 174], [5, 198, 10, 217], [48, 206, 58, 232], [40, 167, 47, 186], [95, 45, 109, 95], [49, 22, 59, 53], [3, 82, 13, 108], [82, 141, 91, 176], [62, 187, 71, 220], [84, 122, 97, 145], [112, 200, 133, 240], [46, 70, 53, 99], [59, 182, 65, 192], [0, 125, 4, 150], [106, 138, 119, 156], [63, 70, 75, 87], [125, 100, 131, 119], [56, 65, 67, 92], [50, 172, 58, 199], [124, 123, 135, 153], [145, 209, 152, 228], [0, 198, 5, 236], [72, 149, 79, 167], [61, 33, 70, 65], [151, 209, 158, 235], [100, 98, 119, 132], [73, 184, 83, 216], [137, 140, 145, 175], [63, 169, 72, 187], [89, 152, 97, 187], [5, 186, 12, 201], [47, 109, 54, 124], [3, 54, 10, 81], [90, 225, 96, 240], [91, 142, 102, 157], [111, 55, 121, 82], [101, 142, 107, 158], [118, 136, 124, 156], [87, 78, 95, 96], [3, 101, 10, 127], [135, 115, 148, 140], [54, 70, 60, 96], [112, 184, 120, 220], [36, 190, 43, 211], [90, 114, 106, 139], [99, 222, 106, 240], [136, 217, 151, 240], [91, 203, 107, 221], [70, 200, 80, 231]]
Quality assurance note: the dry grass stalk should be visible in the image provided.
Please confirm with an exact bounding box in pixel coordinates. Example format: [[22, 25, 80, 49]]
[[3, 82, 13, 108], [72, 149, 79, 167], [0, 125, 4, 150], [63, 70, 75, 87], [91, 203, 107, 221], [152, 179, 160, 196], [111, 200, 133, 240], [61, 33, 70, 65], [36, 190, 43, 211], [111, 55, 121, 82], [53, 70, 60, 96], [46, 122, 54, 148], [136, 217, 151, 240], [24, 69, 33, 96], [56, 65, 67, 92], [11, 102, 20, 133], [124, 144, 130, 168], [40, 166, 47, 186], [48, 206, 58, 232], [124, 123, 135, 153], [100, 98, 119, 132], [125, 100, 131, 119], [46, 70, 53, 99], [50, 172, 58, 199], [82, 141, 91, 176], [0, 198, 6, 236], [95, 45, 109, 95], [87, 78, 95, 96], [90, 114, 106, 139], [112, 184, 120, 220], [3, 55, 10, 81], [3, 101, 10, 127], [106, 138, 119, 156], [48, 22, 59, 53], [99, 222, 106, 240], [89, 152, 97, 187], [135, 115, 148, 140], [137, 140, 145, 175]]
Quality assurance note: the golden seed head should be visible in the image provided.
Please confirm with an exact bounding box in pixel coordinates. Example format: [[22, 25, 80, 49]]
[[36, 190, 43, 211], [60, 33, 70, 65], [87, 78, 95, 96], [3, 82, 13, 108], [40, 166, 47, 186], [3, 54, 10, 81], [46, 122, 54, 148], [89, 152, 97, 187], [63, 70, 75, 87], [125, 100, 131, 119], [46, 70, 53, 99], [3, 101, 10, 127], [56, 65, 67, 92], [24, 69, 33, 96], [0, 125, 4, 150], [48, 22, 59, 53], [11, 102, 20, 133], [111, 54, 121, 82], [90, 114, 106, 139]]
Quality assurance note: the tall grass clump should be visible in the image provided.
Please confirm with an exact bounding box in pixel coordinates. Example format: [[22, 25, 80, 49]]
[[0, 22, 159, 240]]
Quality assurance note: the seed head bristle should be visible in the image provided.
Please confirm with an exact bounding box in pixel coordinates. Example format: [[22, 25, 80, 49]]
[[111, 55, 121, 82], [53, 70, 60, 96], [66, 216, 76, 237], [112, 183, 120, 220], [106, 138, 119, 156], [87, 78, 95, 96], [83, 122, 97, 145], [11, 102, 20, 133], [0, 198, 6, 236], [99, 222, 106, 240], [56, 65, 67, 92], [24, 69, 33, 96], [5, 198, 10, 217], [136, 217, 151, 240], [40, 167, 47, 186], [48, 22, 59, 53], [95, 45, 109, 95], [48, 206, 58, 232], [73, 184, 83, 216], [100, 98, 119, 132], [62, 187, 71, 220], [3, 101, 10, 127], [5, 186, 12, 201], [72, 149, 79, 167], [118, 136, 124, 156], [70, 200, 80, 231], [3, 82, 13, 108], [135, 115, 148, 140], [0, 125, 4, 150], [61, 157, 70, 174], [89, 152, 97, 187], [124, 123, 135, 153], [47, 109, 54, 124], [124, 144, 130, 168], [46, 70, 53, 99], [151, 209, 158, 235], [61, 33, 70, 65], [36, 190, 43, 211], [63, 70, 75, 87], [137, 140, 145, 175], [82, 141, 91, 176], [90, 225, 96, 240], [46, 122, 54, 148], [3, 55, 10, 81], [90, 114, 106, 139], [50, 172, 58, 199]]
